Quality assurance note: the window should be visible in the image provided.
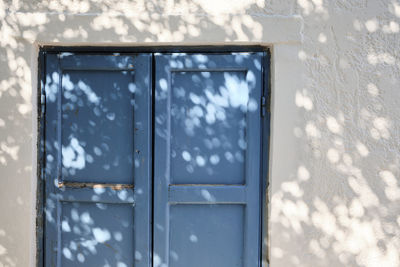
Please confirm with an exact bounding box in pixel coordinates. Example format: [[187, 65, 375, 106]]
[[41, 49, 269, 267]]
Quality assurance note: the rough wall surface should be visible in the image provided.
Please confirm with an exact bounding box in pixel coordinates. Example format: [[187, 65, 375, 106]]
[[270, 1, 400, 267], [0, 0, 399, 266]]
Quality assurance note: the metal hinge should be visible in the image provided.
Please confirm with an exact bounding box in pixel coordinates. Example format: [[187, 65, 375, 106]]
[[261, 96, 267, 117]]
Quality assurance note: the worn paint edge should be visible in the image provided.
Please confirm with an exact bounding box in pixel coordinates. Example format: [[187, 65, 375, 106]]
[[57, 181, 134, 190]]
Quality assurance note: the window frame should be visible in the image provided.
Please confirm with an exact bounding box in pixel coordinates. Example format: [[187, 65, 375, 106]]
[[37, 46, 271, 267]]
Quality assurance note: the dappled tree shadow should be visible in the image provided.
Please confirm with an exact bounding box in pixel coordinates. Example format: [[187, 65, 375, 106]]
[[269, 1, 400, 267], [41, 50, 264, 267], [0, 0, 399, 267]]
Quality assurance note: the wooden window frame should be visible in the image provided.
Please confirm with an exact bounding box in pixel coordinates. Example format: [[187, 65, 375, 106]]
[[37, 46, 271, 267]]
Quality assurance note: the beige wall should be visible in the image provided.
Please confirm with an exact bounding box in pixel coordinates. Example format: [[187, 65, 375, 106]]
[[0, 1, 399, 266]]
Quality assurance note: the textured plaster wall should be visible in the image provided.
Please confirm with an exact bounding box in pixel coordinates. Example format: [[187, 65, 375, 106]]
[[0, 1, 399, 267]]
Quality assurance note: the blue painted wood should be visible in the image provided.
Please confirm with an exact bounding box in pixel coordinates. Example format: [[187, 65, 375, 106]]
[[44, 53, 152, 267], [44, 51, 266, 267], [261, 51, 271, 265], [168, 185, 247, 204], [154, 53, 263, 267]]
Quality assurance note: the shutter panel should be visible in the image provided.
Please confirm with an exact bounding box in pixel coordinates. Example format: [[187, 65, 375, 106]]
[[44, 53, 152, 267], [154, 53, 263, 267]]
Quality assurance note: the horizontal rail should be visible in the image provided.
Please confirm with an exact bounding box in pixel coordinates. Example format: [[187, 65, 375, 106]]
[[168, 184, 246, 204], [58, 181, 134, 190], [170, 68, 248, 72]]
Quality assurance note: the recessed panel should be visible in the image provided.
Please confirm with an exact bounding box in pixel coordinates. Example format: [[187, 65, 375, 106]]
[[170, 71, 247, 184], [61, 70, 135, 183], [60, 202, 134, 267], [169, 204, 244, 267]]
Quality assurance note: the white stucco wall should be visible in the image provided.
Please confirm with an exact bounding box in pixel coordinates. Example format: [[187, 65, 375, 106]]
[[0, 1, 399, 266]]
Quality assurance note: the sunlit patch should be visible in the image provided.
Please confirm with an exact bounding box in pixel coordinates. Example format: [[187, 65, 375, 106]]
[[63, 74, 74, 91], [71, 208, 79, 222], [248, 98, 258, 112], [0, 143, 19, 161], [189, 92, 202, 105], [271, 247, 284, 258], [238, 138, 247, 150], [348, 176, 379, 207], [297, 166, 310, 181], [356, 141, 369, 157], [380, 170, 400, 201], [201, 189, 216, 202], [298, 50, 307, 60], [210, 154, 220, 165], [181, 151, 191, 162], [170, 250, 179, 261], [154, 254, 167, 267], [309, 239, 326, 258], [118, 190, 128, 200], [318, 33, 327, 43], [371, 117, 390, 139], [114, 231, 123, 241], [367, 83, 379, 96], [305, 122, 320, 138], [295, 90, 313, 110], [193, 54, 208, 63], [62, 220, 71, 232], [327, 148, 340, 163], [205, 103, 217, 124], [62, 137, 85, 169], [235, 151, 244, 162], [46, 154, 54, 163], [81, 212, 94, 224], [367, 52, 395, 65], [349, 199, 364, 217], [204, 89, 228, 108], [312, 198, 337, 236], [223, 73, 248, 110], [73, 225, 81, 235], [92, 228, 111, 243], [106, 112, 116, 120], [117, 262, 127, 267], [339, 153, 351, 167], [159, 78, 168, 91], [77, 80, 100, 104], [201, 71, 211, 78], [189, 234, 198, 242], [69, 241, 77, 250], [246, 70, 256, 87], [326, 116, 342, 134], [63, 247, 73, 260], [282, 181, 303, 197], [0, 244, 7, 255], [77, 253, 85, 263], [93, 187, 105, 194], [365, 18, 379, 32], [46, 72, 59, 102], [196, 155, 206, 166], [224, 152, 234, 163], [186, 164, 194, 173], [382, 21, 400, 33], [93, 146, 102, 156], [190, 105, 203, 117], [60, 53, 74, 58], [128, 83, 136, 93]]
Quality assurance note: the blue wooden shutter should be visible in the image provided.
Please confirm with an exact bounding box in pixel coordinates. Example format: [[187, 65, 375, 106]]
[[154, 53, 263, 267], [44, 53, 152, 267]]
